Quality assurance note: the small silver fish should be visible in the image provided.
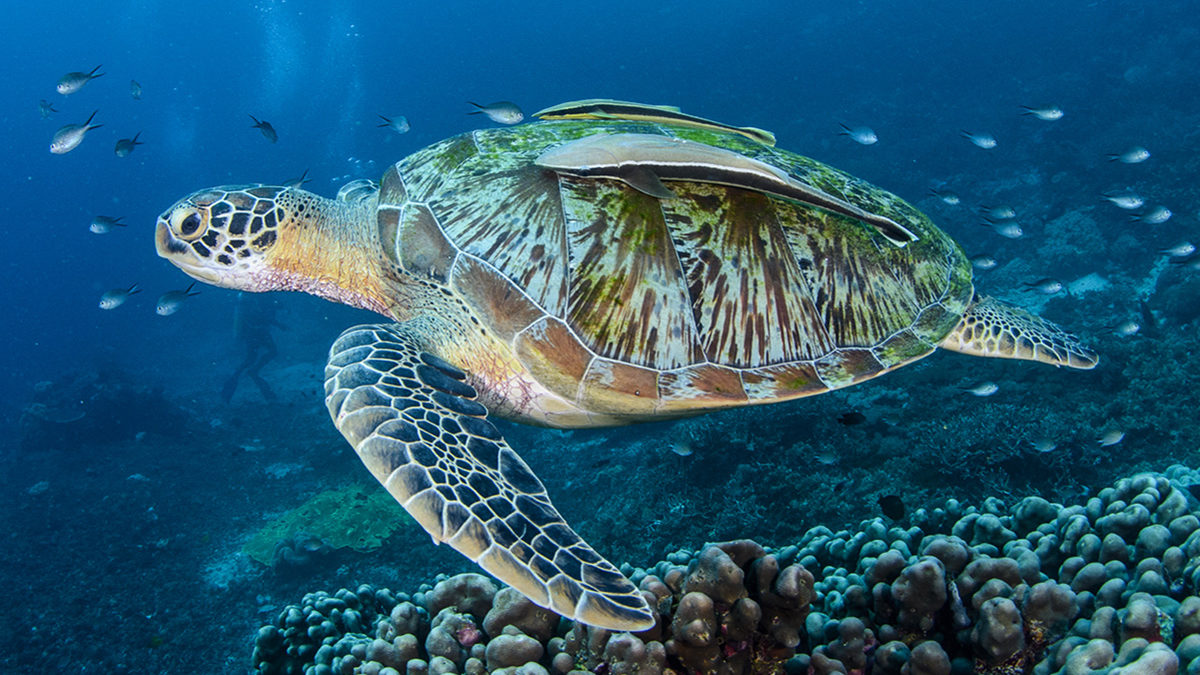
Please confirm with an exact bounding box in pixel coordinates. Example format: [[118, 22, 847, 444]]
[[929, 188, 961, 205], [670, 441, 693, 457], [1108, 146, 1150, 164], [377, 114, 410, 134], [468, 101, 524, 125], [99, 283, 139, 309], [1031, 438, 1058, 453], [982, 220, 1024, 239], [839, 124, 878, 145], [114, 132, 143, 157], [1102, 191, 1144, 210], [1021, 105, 1064, 121], [39, 99, 58, 119], [981, 205, 1017, 220], [249, 114, 277, 143], [1023, 278, 1064, 295], [963, 381, 999, 397], [57, 65, 104, 95], [1112, 320, 1140, 337], [970, 254, 998, 270], [283, 169, 311, 189], [1131, 206, 1171, 224], [156, 283, 200, 316], [1097, 429, 1125, 447], [1161, 241, 1196, 258], [961, 130, 997, 149], [130, 79, 143, 100], [49, 110, 102, 154], [90, 215, 126, 234]]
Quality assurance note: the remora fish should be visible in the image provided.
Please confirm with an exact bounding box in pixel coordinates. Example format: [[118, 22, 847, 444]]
[[535, 98, 775, 145], [536, 133, 918, 246]]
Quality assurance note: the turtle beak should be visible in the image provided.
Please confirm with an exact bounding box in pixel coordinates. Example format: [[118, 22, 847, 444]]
[[155, 220, 191, 256], [155, 221, 222, 285]]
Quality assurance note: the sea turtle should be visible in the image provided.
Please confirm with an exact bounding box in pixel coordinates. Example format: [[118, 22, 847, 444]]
[[155, 99, 1097, 631]]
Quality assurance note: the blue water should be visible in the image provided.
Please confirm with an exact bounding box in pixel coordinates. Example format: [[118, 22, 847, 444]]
[[3, 1, 1196, 384], [2, 1, 1197, 671]]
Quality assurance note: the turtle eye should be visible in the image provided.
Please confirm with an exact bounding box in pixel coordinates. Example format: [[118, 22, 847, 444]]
[[171, 209, 205, 241], [181, 213, 201, 236]]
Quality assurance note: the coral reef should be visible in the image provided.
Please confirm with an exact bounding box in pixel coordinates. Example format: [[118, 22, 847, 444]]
[[245, 484, 413, 566], [253, 465, 1200, 674]]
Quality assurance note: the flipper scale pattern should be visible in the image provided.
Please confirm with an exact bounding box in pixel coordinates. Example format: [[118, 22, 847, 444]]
[[324, 323, 655, 630]]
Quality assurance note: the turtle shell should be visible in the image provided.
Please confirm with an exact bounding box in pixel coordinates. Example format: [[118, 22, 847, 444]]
[[376, 119, 973, 417]]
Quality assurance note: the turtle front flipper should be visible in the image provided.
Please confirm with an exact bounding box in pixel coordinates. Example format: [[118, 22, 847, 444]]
[[324, 323, 655, 631], [939, 296, 1099, 369]]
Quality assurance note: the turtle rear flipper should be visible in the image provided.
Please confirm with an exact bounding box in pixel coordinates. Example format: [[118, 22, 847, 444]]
[[325, 323, 655, 631], [939, 296, 1099, 369]]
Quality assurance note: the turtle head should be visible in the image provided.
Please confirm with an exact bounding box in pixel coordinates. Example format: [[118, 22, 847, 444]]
[[156, 185, 293, 291], [157, 183, 392, 314]]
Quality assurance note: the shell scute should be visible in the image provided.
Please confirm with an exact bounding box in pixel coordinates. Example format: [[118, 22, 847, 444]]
[[400, 134, 479, 201], [560, 175, 702, 370], [740, 362, 827, 401], [398, 203, 457, 282], [814, 349, 886, 389], [578, 358, 659, 415], [429, 166, 568, 316], [657, 364, 747, 412], [513, 317, 593, 403], [450, 257, 545, 342]]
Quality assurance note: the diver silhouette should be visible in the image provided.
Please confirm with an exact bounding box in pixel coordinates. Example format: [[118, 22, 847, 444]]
[[222, 292, 284, 402]]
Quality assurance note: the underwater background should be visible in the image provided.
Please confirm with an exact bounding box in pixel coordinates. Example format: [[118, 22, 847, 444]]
[[2, 1, 1199, 672]]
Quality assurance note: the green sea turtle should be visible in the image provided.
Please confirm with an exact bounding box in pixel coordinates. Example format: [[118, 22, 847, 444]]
[[155, 99, 1097, 631]]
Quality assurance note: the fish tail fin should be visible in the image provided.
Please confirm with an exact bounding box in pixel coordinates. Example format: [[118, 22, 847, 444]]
[[132, 132, 142, 143], [185, 281, 200, 296], [838, 123, 850, 134], [248, 114, 261, 126], [128, 283, 140, 295], [83, 109, 98, 125], [90, 64, 105, 77]]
